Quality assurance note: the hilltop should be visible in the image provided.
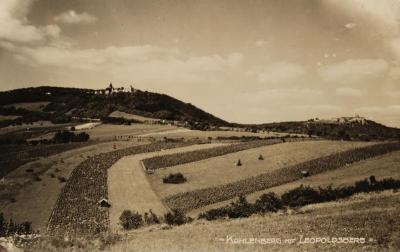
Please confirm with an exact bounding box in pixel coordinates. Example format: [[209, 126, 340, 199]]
[[232, 116, 400, 141]]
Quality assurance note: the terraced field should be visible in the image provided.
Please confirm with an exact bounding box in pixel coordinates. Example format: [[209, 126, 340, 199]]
[[108, 143, 226, 231], [160, 142, 400, 212], [148, 141, 376, 199]]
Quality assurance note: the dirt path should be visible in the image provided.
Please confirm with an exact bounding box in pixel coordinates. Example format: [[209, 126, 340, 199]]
[[107, 143, 226, 231]]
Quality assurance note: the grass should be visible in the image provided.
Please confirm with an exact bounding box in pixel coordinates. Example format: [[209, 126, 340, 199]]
[[80, 124, 177, 141], [109, 111, 161, 122], [149, 141, 376, 199], [104, 190, 400, 252]]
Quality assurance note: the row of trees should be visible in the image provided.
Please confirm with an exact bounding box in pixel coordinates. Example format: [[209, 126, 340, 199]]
[[198, 175, 400, 221], [119, 209, 192, 230]]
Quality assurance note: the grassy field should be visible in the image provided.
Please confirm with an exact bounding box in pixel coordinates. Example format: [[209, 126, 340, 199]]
[[106, 190, 400, 252], [0, 141, 147, 232], [149, 141, 376, 199], [109, 110, 160, 122], [80, 124, 178, 141], [26, 123, 179, 142], [142, 129, 306, 140], [108, 143, 226, 231], [163, 142, 400, 212]]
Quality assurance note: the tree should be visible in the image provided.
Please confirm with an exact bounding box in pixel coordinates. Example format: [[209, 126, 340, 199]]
[[119, 210, 143, 230]]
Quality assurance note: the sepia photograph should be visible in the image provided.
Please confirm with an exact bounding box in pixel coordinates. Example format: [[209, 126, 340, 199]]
[[0, 0, 400, 251]]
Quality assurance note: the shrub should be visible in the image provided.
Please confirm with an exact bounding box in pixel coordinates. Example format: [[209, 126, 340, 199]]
[[253, 192, 282, 213], [281, 185, 321, 207], [164, 209, 192, 226], [53, 130, 90, 144], [119, 210, 143, 230], [227, 195, 253, 218], [163, 173, 187, 184], [198, 207, 229, 221]]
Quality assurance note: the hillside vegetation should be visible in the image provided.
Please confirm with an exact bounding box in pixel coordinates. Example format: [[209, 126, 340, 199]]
[[0, 86, 227, 128]]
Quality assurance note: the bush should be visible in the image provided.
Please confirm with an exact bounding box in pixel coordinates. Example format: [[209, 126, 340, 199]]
[[227, 195, 253, 218], [281, 185, 321, 207], [253, 192, 283, 213], [119, 210, 143, 230], [53, 130, 90, 143], [163, 173, 187, 184], [198, 175, 400, 222], [164, 209, 192, 226]]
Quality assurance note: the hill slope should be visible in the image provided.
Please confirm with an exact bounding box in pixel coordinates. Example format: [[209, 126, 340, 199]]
[[241, 118, 400, 141], [0, 86, 227, 127]]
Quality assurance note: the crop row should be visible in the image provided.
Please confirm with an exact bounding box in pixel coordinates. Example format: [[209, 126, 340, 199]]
[[164, 142, 400, 212], [142, 137, 312, 170], [47, 141, 194, 235]]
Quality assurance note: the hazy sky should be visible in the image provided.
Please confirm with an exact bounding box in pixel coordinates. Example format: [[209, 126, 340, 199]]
[[1, 0, 400, 127]]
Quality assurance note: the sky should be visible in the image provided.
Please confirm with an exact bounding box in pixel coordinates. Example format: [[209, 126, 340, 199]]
[[0, 0, 400, 127]]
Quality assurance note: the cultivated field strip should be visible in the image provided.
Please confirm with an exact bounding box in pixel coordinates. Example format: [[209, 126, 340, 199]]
[[164, 142, 400, 212], [47, 141, 194, 234], [142, 137, 312, 170]]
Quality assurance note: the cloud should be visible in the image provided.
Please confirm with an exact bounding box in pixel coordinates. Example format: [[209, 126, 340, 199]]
[[319, 59, 388, 83], [344, 23, 357, 29], [1, 43, 243, 84], [54, 10, 98, 25], [255, 40, 266, 47], [327, 0, 400, 33], [254, 62, 306, 84], [0, 0, 61, 43], [335, 87, 364, 97]]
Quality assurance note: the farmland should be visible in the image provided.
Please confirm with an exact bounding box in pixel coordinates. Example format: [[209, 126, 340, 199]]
[[148, 140, 376, 199], [163, 142, 400, 212], [109, 110, 161, 123], [140, 128, 305, 140], [142, 138, 288, 170], [77, 123, 178, 141], [0, 141, 145, 231], [107, 143, 225, 231], [47, 141, 198, 234]]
